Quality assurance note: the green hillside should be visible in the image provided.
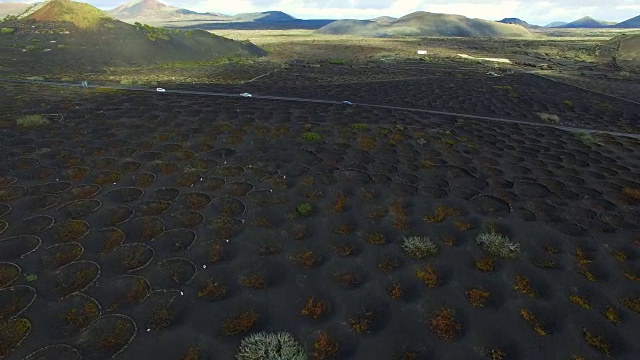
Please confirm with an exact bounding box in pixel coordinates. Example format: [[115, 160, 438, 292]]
[[0, 0, 265, 74], [27, 0, 114, 29], [598, 34, 640, 72]]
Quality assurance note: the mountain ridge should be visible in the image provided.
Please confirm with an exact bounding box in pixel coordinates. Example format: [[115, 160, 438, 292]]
[[613, 14, 640, 28], [318, 11, 533, 38], [0, 2, 31, 18], [498, 18, 540, 28], [108, 0, 227, 21], [558, 16, 617, 28]]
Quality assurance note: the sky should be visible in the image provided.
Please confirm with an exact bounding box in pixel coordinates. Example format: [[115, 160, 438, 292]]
[[4, 0, 640, 25]]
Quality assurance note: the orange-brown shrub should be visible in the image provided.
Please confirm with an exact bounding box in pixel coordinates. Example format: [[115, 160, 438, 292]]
[[428, 308, 461, 341]]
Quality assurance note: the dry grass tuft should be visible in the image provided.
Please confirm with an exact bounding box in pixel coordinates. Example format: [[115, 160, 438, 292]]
[[330, 192, 348, 213], [198, 279, 228, 300], [349, 310, 375, 334], [519, 308, 547, 336], [575, 248, 597, 281], [621, 297, 639, 313], [240, 273, 268, 289], [474, 257, 495, 273], [582, 328, 611, 357], [313, 331, 339, 360], [222, 312, 259, 336], [513, 275, 537, 297], [466, 288, 490, 307], [423, 205, 459, 223], [569, 294, 590, 309], [416, 264, 438, 288], [428, 308, 461, 341], [365, 232, 386, 245], [388, 282, 403, 299], [290, 250, 319, 269], [622, 187, 640, 201], [603, 306, 620, 324], [301, 297, 329, 320], [377, 257, 399, 273]]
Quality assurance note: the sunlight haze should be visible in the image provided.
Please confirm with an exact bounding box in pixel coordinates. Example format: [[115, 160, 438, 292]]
[[3, 0, 640, 25]]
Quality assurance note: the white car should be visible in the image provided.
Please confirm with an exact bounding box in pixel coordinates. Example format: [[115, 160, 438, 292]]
[[240, 92, 252, 97], [342, 100, 352, 105], [156, 88, 166, 92]]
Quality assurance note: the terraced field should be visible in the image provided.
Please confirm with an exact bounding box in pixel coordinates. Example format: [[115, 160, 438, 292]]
[[1, 60, 639, 359]]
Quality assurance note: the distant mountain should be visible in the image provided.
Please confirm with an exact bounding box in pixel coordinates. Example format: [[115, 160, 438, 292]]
[[317, 11, 533, 38], [545, 21, 568, 27], [498, 18, 539, 28], [108, 1, 311, 29], [613, 15, 640, 28], [559, 16, 616, 28], [0, 0, 264, 73], [108, 0, 228, 23], [0, 2, 32, 18], [370, 16, 396, 23], [229, 11, 295, 22]]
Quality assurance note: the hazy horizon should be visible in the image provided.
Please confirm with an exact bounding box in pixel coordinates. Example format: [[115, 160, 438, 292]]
[[2, 0, 639, 25]]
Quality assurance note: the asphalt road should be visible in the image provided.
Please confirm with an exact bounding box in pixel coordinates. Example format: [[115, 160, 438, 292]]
[[1, 77, 639, 140]]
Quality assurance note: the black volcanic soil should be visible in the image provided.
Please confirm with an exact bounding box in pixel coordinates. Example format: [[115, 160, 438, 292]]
[[172, 60, 640, 134], [0, 60, 639, 360]]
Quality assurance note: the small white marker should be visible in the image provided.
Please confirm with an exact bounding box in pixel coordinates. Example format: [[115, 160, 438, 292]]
[[202, 264, 207, 269], [146, 328, 151, 332], [180, 291, 184, 296], [225, 239, 230, 243]]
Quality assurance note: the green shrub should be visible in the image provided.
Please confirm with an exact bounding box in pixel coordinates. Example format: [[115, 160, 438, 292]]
[[16, 115, 50, 128], [537, 112, 560, 124], [328, 59, 347, 65], [493, 85, 517, 97], [1, 28, 15, 34], [296, 203, 312, 216], [350, 123, 368, 130], [402, 236, 439, 259], [476, 232, 520, 259], [562, 99, 575, 108], [135, 23, 171, 41], [236, 332, 306, 360], [301, 132, 322, 142], [574, 131, 601, 146]]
